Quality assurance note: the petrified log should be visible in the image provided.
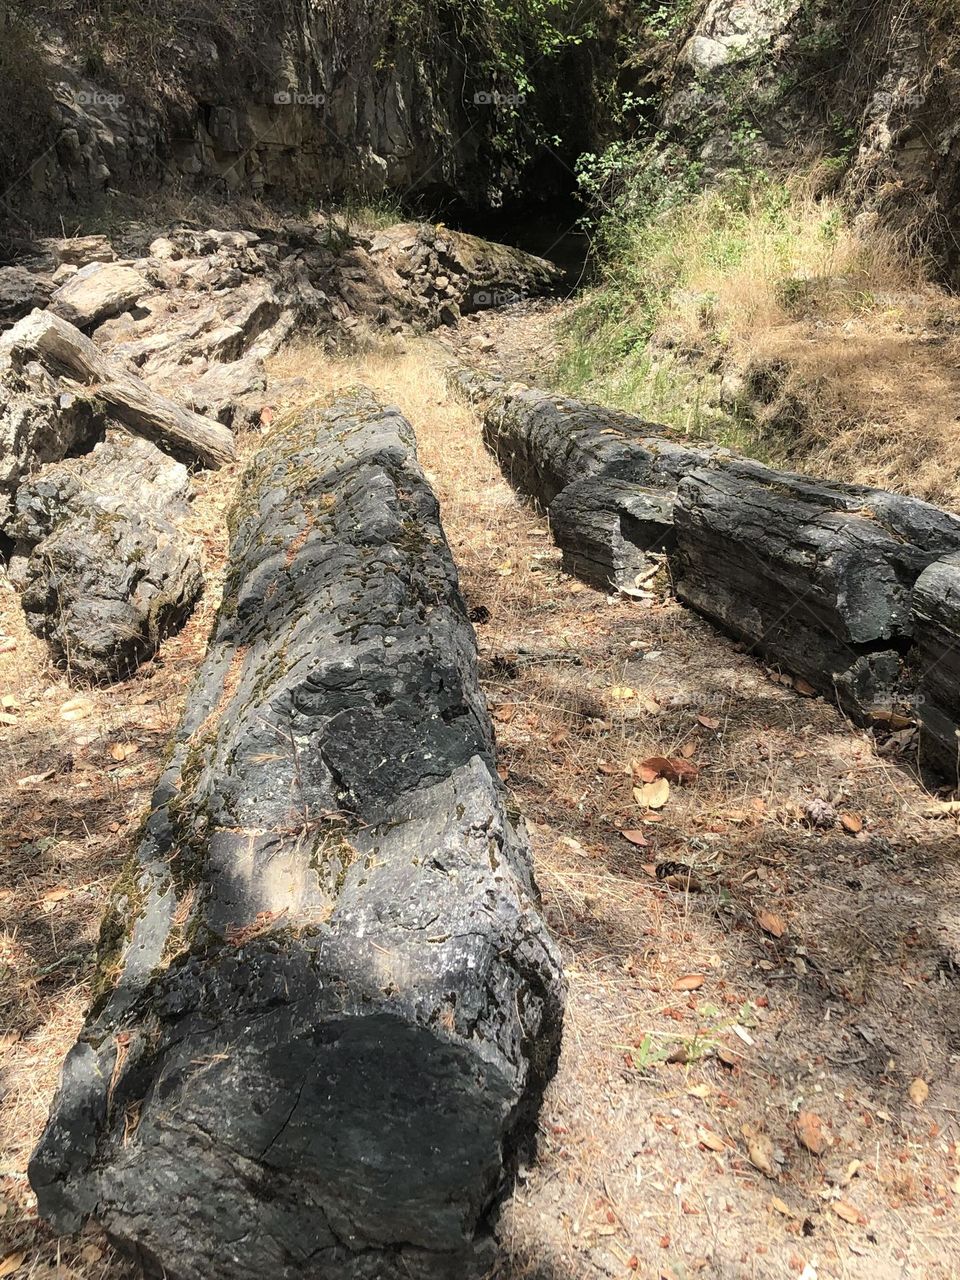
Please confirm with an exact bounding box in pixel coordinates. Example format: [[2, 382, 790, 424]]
[[912, 552, 960, 778], [2, 310, 236, 468], [30, 391, 564, 1280], [549, 475, 676, 590], [8, 433, 202, 681], [449, 372, 723, 589], [674, 459, 960, 717]]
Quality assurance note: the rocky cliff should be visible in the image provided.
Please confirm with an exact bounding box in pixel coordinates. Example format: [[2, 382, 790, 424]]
[[1, 0, 600, 247]]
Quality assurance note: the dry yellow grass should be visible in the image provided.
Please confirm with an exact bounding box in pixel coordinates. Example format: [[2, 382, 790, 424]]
[[566, 177, 960, 507]]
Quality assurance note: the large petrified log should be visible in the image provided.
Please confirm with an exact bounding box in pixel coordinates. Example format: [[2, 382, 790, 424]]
[[912, 553, 960, 777], [8, 433, 202, 681], [673, 459, 960, 717], [30, 391, 564, 1280], [1, 310, 236, 469]]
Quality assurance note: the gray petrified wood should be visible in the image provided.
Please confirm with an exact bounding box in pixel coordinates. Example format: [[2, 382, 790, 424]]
[[912, 552, 960, 778], [447, 369, 724, 589], [674, 459, 960, 718], [30, 391, 565, 1280]]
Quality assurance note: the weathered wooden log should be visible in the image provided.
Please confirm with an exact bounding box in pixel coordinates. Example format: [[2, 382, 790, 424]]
[[30, 391, 564, 1280], [674, 459, 960, 718], [912, 552, 960, 778], [1, 310, 236, 468]]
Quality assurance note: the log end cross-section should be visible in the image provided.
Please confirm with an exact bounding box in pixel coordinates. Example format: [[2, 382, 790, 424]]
[[30, 391, 565, 1280]]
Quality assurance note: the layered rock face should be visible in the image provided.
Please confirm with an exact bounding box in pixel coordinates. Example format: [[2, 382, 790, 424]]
[[11, 0, 588, 227], [29, 391, 565, 1280]]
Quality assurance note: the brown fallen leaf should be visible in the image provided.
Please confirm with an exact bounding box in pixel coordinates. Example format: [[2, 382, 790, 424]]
[[17, 768, 55, 789], [833, 1199, 866, 1226], [634, 777, 671, 810], [680, 741, 698, 759], [795, 1110, 830, 1156], [41, 887, 73, 912], [110, 742, 139, 762], [60, 697, 92, 721], [771, 1196, 796, 1217], [757, 909, 787, 939], [697, 713, 720, 730], [632, 763, 661, 784], [621, 829, 649, 847], [0, 637, 17, 654], [640, 755, 700, 786], [742, 1125, 780, 1179], [716, 1046, 742, 1069], [597, 760, 626, 776], [697, 1127, 727, 1153], [492, 703, 517, 723], [0, 1253, 25, 1278], [793, 677, 817, 697], [908, 1077, 929, 1107], [673, 974, 706, 992], [840, 811, 864, 834]]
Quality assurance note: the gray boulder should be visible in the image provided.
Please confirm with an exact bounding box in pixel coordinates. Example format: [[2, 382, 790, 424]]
[[9, 434, 202, 681], [0, 266, 53, 326], [49, 261, 146, 330], [29, 391, 564, 1279]]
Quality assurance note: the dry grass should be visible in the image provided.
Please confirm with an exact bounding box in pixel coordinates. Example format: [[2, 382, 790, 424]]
[[561, 176, 960, 507]]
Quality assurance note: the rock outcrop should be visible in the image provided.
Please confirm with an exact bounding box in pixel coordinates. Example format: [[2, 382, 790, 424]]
[[653, 0, 960, 284], [8, 2, 590, 232], [30, 391, 564, 1279], [8, 434, 202, 681]]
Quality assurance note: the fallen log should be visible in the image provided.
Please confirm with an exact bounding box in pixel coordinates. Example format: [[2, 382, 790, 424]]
[[1, 310, 236, 468], [673, 459, 960, 718], [912, 552, 960, 779], [30, 390, 564, 1280]]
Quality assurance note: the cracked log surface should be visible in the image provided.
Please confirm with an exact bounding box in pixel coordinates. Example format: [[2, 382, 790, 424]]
[[29, 390, 565, 1280], [674, 459, 960, 718], [451, 366, 960, 742], [912, 552, 960, 778]]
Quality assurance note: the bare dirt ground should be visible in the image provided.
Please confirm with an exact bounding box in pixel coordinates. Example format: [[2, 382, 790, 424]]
[[2, 305, 960, 1280]]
